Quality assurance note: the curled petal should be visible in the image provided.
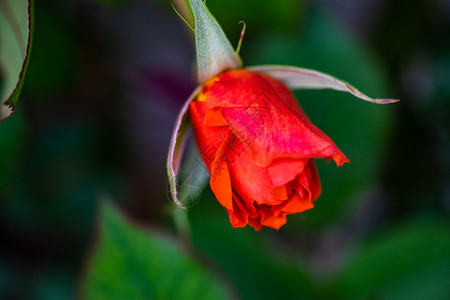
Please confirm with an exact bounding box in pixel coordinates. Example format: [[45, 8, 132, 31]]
[[247, 65, 399, 104]]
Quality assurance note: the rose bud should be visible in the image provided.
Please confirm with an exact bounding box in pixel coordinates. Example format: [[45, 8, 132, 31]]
[[167, 0, 398, 230], [189, 69, 348, 229]]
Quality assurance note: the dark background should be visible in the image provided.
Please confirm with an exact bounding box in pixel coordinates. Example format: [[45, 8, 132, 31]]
[[0, 0, 449, 299]]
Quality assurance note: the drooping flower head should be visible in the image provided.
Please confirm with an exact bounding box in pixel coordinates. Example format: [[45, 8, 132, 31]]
[[167, 0, 398, 230], [190, 69, 350, 229]]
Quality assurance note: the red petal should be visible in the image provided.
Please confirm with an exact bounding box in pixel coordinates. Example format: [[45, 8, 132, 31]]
[[267, 158, 307, 187], [248, 215, 263, 231], [206, 70, 349, 167], [280, 191, 314, 214], [272, 185, 288, 201], [205, 107, 228, 126], [189, 69, 348, 230], [307, 160, 322, 201], [189, 101, 228, 169], [259, 206, 287, 229], [209, 134, 234, 211], [190, 101, 234, 211], [225, 138, 284, 206], [228, 204, 248, 228]]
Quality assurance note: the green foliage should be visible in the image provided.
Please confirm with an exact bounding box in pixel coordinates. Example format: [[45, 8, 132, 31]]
[[189, 193, 314, 300], [205, 0, 302, 34], [83, 202, 230, 300], [0, 0, 33, 120], [330, 220, 450, 300], [190, 194, 450, 300], [23, 2, 79, 98], [0, 111, 24, 192]]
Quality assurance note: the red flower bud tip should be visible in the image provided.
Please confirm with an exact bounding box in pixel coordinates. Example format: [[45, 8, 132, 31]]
[[190, 69, 349, 230]]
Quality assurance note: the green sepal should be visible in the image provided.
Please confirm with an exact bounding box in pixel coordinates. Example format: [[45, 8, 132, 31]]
[[248, 65, 399, 104], [167, 86, 202, 209], [188, 0, 241, 83]]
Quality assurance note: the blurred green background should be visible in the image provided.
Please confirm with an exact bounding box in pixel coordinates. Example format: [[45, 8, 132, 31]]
[[1, 0, 449, 299]]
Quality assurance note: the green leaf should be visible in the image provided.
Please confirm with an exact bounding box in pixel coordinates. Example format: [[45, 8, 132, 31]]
[[0, 0, 33, 120], [330, 220, 450, 300], [188, 0, 241, 83], [248, 65, 399, 104], [83, 201, 230, 300]]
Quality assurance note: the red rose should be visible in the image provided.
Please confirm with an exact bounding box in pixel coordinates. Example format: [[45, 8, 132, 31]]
[[167, 0, 397, 230], [189, 69, 349, 230]]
